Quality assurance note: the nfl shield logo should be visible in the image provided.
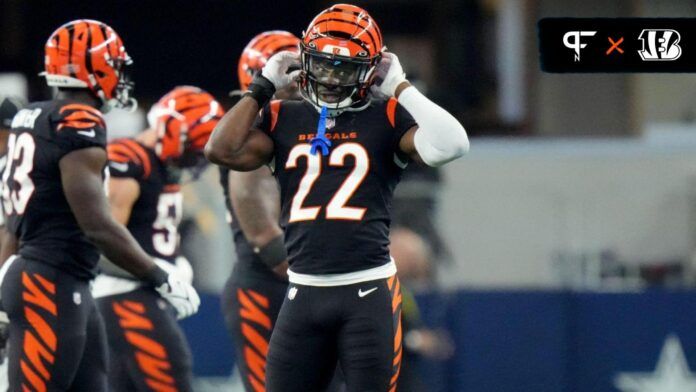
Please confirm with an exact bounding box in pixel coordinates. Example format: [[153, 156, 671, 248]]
[[325, 117, 336, 130]]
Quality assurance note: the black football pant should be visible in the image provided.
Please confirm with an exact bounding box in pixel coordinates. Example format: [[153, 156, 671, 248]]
[[1, 256, 108, 391], [266, 276, 403, 392], [96, 287, 194, 392]]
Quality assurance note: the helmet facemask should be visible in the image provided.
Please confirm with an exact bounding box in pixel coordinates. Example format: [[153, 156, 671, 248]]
[[101, 56, 137, 113], [300, 45, 378, 117]]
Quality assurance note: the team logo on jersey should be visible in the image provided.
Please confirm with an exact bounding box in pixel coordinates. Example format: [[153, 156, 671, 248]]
[[109, 162, 129, 172], [77, 129, 96, 138], [73, 292, 82, 305], [288, 286, 298, 300], [638, 29, 682, 61], [325, 117, 336, 130]]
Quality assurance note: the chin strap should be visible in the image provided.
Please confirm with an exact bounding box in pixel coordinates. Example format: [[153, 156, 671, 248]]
[[310, 106, 332, 156]]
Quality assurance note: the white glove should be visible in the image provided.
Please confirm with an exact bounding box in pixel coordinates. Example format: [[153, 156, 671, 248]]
[[155, 274, 200, 320], [372, 52, 408, 97], [261, 51, 301, 90]]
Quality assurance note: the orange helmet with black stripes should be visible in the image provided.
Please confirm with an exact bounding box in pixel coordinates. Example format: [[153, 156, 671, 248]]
[[43, 19, 135, 111], [300, 4, 384, 115], [238, 31, 300, 91], [147, 86, 223, 166]]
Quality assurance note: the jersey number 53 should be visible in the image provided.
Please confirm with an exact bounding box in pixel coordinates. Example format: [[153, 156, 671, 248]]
[[2, 133, 36, 216]]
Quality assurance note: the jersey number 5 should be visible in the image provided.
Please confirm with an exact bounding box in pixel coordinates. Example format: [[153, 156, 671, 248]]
[[286, 142, 368, 222], [152, 192, 183, 256], [2, 133, 36, 215]]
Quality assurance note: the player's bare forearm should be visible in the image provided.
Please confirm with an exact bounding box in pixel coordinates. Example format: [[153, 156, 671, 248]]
[[108, 177, 139, 225], [205, 96, 273, 171], [0, 228, 17, 264], [60, 147, 159, 279], [228, 167, 283, 245], [228, 167, 289, 278]]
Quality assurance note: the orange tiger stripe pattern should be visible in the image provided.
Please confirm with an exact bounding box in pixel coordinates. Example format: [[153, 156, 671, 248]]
[[269, 100, 281, 132], [44, 20, 131, 101], [148, 86, 223, 163], [386, 98, 398, 128], [302, 4, 384, 59], [20, 272, 57, 392], [237, 289, 273, 392], [107, 139, 152, 178], [237, 31, 300, 91], [387, 276, 403, 392], [112, 300, 178, 392], [57, 104, 106, 131]]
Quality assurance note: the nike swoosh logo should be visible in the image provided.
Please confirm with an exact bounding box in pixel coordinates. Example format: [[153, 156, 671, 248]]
[[358, 287, 378, 298], [77, 129, 96, 137], [109, 162, 129, 172]]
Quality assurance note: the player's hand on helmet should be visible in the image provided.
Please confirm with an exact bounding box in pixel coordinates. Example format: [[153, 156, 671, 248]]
[[155, 273, 201, 320], [372, 52, 408, 98], [261, 51, 301, 90]]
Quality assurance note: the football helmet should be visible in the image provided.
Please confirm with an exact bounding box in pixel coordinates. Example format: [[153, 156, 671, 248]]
[[238, 31, 300, 92], [299, 4, 384, 116], [147, 86, 223, 167], [43, 19, 135, 111]]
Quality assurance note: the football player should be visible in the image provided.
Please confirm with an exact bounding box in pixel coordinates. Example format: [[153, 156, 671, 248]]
[[205, 4, 469, 391], [92, 85, 222, 392], [218, 30, 299, 392], [0, 20, 199, 391], [0, 95, 25, 392], [0, 96, 25, 259]]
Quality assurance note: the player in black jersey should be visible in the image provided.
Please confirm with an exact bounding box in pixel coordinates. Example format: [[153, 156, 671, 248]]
[[206, 4, 469, 391], [0, 95, 24, 391], [218, 30, 300, 392], [0, 96, 25, 259], [93, 86, 222, 392], [0, 20, 200, 391]]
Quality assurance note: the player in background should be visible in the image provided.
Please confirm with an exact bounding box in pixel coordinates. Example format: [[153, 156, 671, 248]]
[[0, 96, 25, 392], [0, 20, 199, 391], [206, 4, 469, 391], [218, 31, 300, 392], [0, 96, 25, 259], [0, 96, 26, 260], [92, 86, 222, 392]]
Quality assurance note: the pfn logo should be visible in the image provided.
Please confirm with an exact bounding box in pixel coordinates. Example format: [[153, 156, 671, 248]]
[[563, 31, 597, 61], [638, 29, 682, 61]]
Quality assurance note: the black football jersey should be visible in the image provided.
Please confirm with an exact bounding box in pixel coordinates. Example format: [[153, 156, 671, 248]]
[[219, 167, 284, 282], [254, 98, 416, 275], [107, 139, 182, 263], [3, 100, 107, 279]]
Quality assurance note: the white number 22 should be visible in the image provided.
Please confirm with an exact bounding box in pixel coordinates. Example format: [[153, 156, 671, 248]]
[[285, 142, 369, 222]]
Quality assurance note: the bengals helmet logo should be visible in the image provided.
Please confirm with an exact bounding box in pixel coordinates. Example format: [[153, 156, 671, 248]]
[[638, 29, 682, 61]]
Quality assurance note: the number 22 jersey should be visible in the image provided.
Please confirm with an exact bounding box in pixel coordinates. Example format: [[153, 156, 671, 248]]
[[3, 100, 107, 279], [254, 98, 416, 275]]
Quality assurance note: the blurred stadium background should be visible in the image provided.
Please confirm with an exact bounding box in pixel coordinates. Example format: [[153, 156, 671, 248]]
[[4, 0, 696, 391]]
